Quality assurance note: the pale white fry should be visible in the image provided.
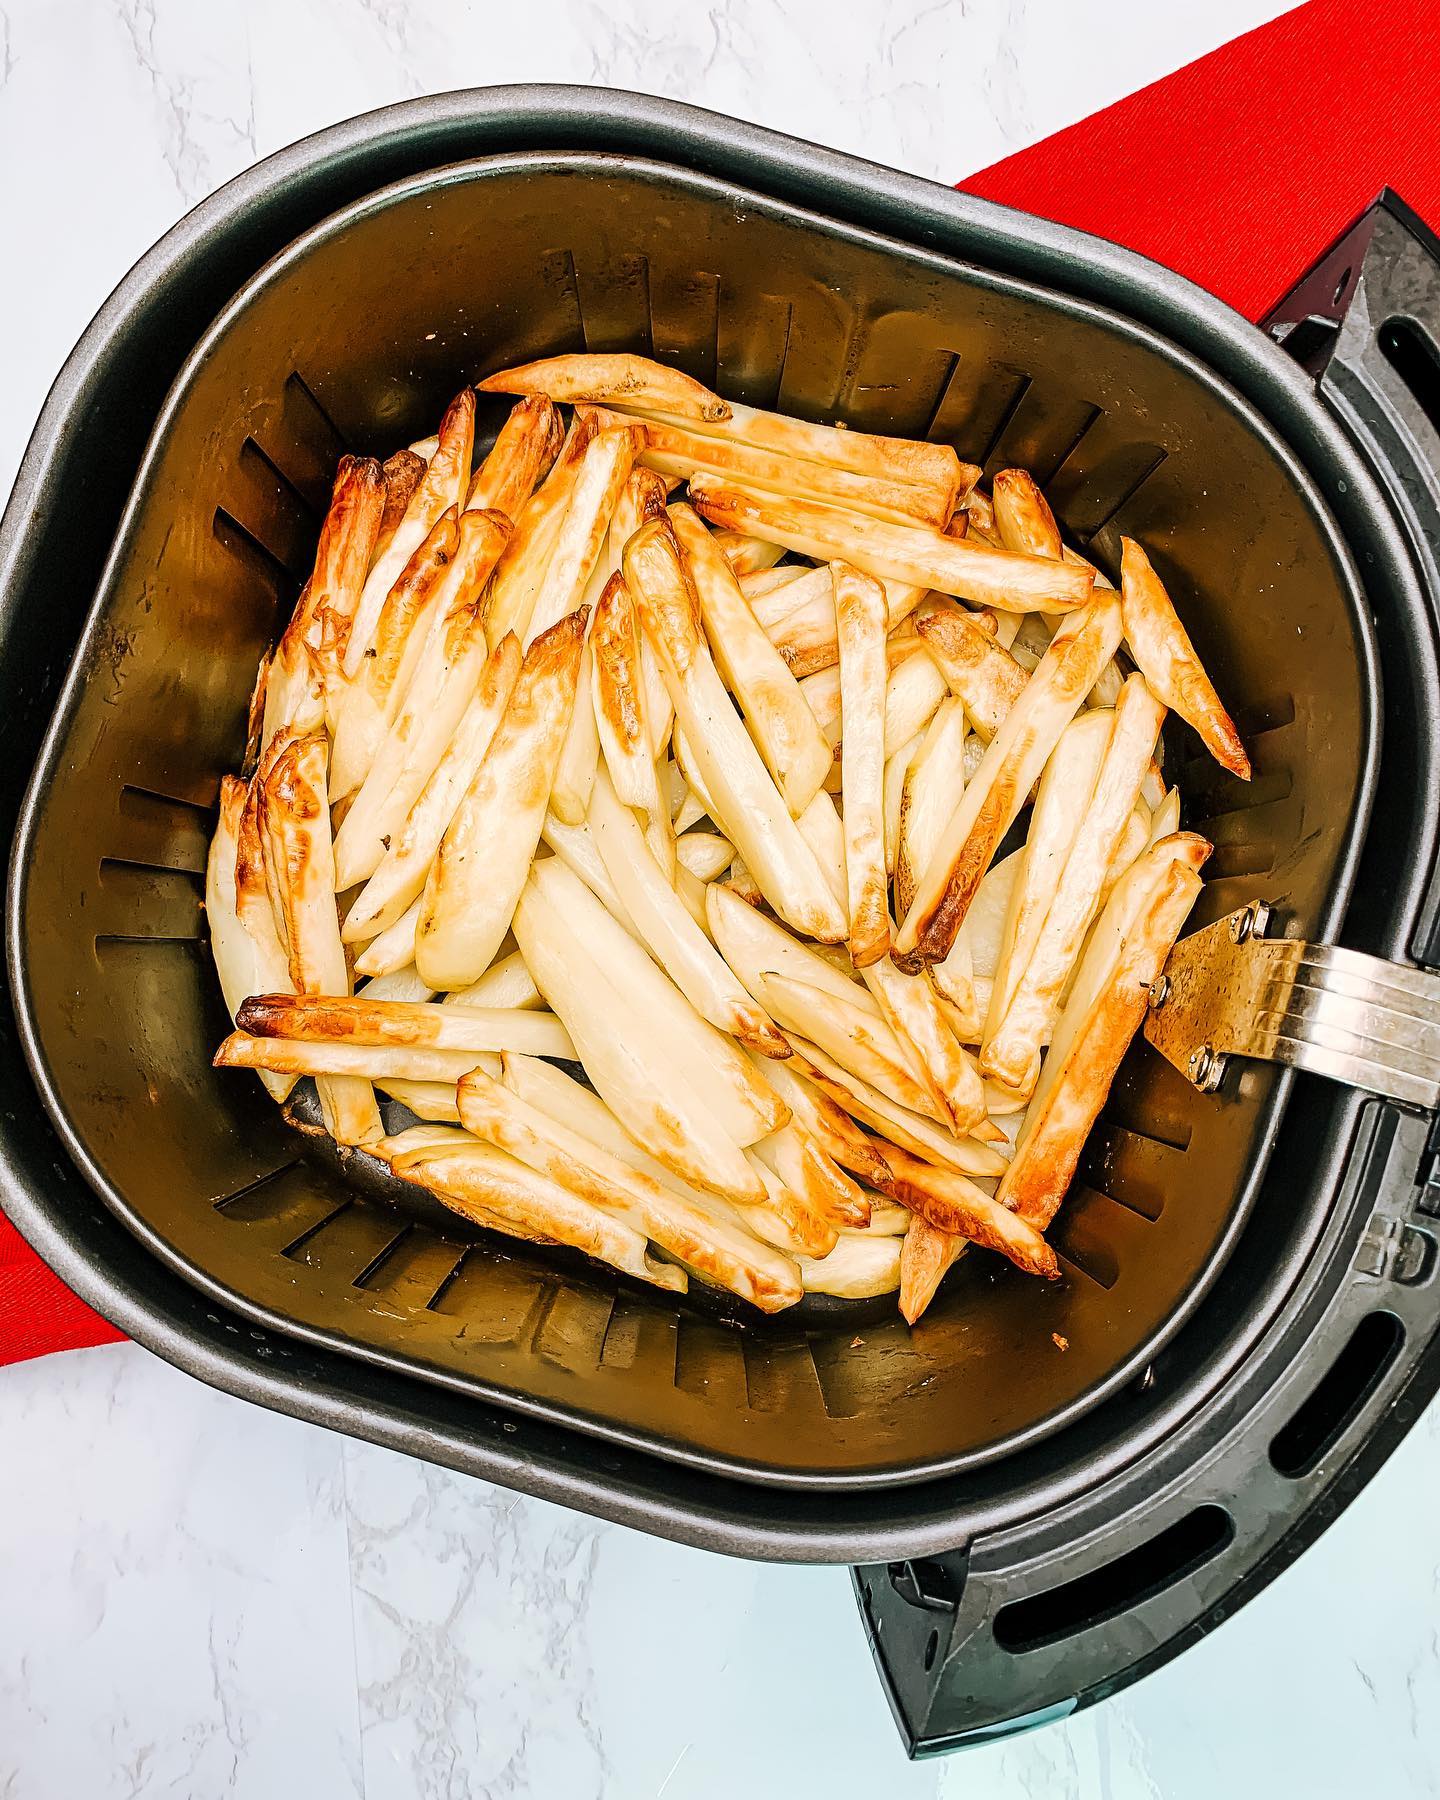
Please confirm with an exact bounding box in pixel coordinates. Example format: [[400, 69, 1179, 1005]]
[[896, 696, 966, 920], [688, 475, 1094, 613], [894, 592, 1124, 968], [550, 638, 600, 826], [625, 519, 847, 943], [342, 633, 522, 941], [416, 609, 586, 990], [751, 1118, 869, 1229], [590, 571, 665, 820], [706, 881, 884, 1018], [899, 1215, 967, 1324], [587, 765, 789, 1056], [446, 950, 543, 1012], [759, 973, 943, 1123], [883, 646, 949, 756], [674, 830, 734, 883], [465, 395, 562, 520], [884, 730, 923, 878], [513, 862, 770, 1202], [860, 952, 987, 1133], [524, 424, 640, 647], [374, 1078, 463, 1120], [798, 1235, 902, 1298], [983, 674, 1166, 1097], [482, 415, 595, 645], [992, 468, 1062, 560], [669, 504, 834, 814], [794, 788, 847, 906], [206, 776, 295, 1102], [352, 895, 421, 979], [539, 811, 638, 933], [355, 966, 433, 1004], [830, 561, 889, 964]]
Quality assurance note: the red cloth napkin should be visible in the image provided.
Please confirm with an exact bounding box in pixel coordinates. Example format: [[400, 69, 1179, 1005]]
[[6, 0, 1440, 1366]]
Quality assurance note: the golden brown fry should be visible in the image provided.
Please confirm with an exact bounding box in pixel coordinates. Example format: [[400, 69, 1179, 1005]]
[[479, 351, 966, 507], [761, 972, 943, 1122], [330, 507, 461, 800], [482, 414, 596, 644], [899, 1214, 967, 1324], [374, 450, 427, 563], [984, 675, 1166, 1096], [992, 468, 1062, 560], [524, 424, 640, 646], [1120, 538, 1250, 778], [393, 1138, 687, 1294], [626, 519, 847, 942], [207, 776, 296, 1102], [347, 388, 475, 676], [752, 1120, 870, 1230], [234, 993, 575, 1058], [342, 633, 522, 941], [999, 834, 1210, 1228], [465, 395, 562, 521], [877, 1142, 1059, 1278], [913, 596, 1029, 742], [257, 734, 381, 1145], [416, 608, 586, 990], [458, 1066, 802, 1311], [590, 571, 665, 820], [894, 593, 1124, 969], [860, 952, 986, 1133], [216, 1034, 501, 1084], [688, 475, 1094, 613]]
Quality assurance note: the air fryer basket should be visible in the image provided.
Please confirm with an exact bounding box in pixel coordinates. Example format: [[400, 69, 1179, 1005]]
[[10, 151, 1373, 1486], [3, 93, 1439, 1755]]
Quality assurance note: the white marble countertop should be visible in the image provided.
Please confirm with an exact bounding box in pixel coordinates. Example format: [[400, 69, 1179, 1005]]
[[9, 2, 1439, 1797]]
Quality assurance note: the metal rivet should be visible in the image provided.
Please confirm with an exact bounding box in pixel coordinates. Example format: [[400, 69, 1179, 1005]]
[[1189, 1045, 1215, 1088], [1148, 975, 1171, 1010], [1230, 901, 1273, 944]]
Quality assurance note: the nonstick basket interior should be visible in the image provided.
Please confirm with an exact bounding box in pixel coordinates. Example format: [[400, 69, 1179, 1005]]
[[10, 151, 1374, 1486]]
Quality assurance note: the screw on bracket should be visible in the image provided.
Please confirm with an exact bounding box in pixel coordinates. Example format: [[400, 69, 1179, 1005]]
[[1147, 975, 1171, 1011], [1229, 901, 1273, 945], [1188, 1044, 1225, 1092]]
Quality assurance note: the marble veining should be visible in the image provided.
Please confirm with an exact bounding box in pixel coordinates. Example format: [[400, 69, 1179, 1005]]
[[13, 1, 1430, 1796]]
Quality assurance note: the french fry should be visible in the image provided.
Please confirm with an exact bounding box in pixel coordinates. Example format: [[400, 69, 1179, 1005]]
[[985, 710, 1113, 1043], [899, 1215, 967, 1324], [896, 697, 967, 919], [884, 730, 922, 878], [393, 1138, 688, 1295], [688, 475, 1094, 613], [742, 1151, 839, 1257], [357, 966, 433, 1003], [786, 1039, 1009, 1179], [633, 413, 954, 526], [913, 597, 1029, 742], [587, 766, 789, 1055], [740, 563, 813, 601], [625, 519, 847, 942], [206, 777, 295, 1101], [352, 895, 422, 978], [834, 562, 890, 965], [847, 1194, 910, 1236], [883, 645, 949, 755], [458, 1066, 801, 1311], [794, 789, 847, 906], [752, 1119, 869, 1229], [373, 450, 427, 563], [706, 880, 879, 1012], [480, 352, 966, 513], [330, 507, 461, 800], [745, 1049, 891, 1191], [345, 388, 475, 677], [669, 504, 833, 814], [513, 861, 773, 1203], [234, 993, 575, 1059], [984, 675, 1167, 1096], [876, 1142, 1059, 1279], [860, 952, 987, 1133], [216, 1034, 522, 1084], [760, 971, 944, 1123], [416, 609, 586, 990], [929, 934, 981, 1042], [482, 414, 596, 644], [374, 1078, 463, 1120], [538, 811, 637, 932], [466, 395, 562, 520], [332, 509, 512, 888], [590, 571, 665, 821], [674, 830, 734, 882], [524, 423, 640, 646], [501, 1052, 791, 1254], [265, 456, 385, 746], [550, 638, 601, 825], [894, 592, 1124, 968], [342, 634, 521, 940], [257, 734, 381, 1145], [1120, 539, 1250, 778], [999, 834, 1210, 1228], [447, 949, 542, 1012], [798, 1234, 902, 1299], [711, 529, 785, 575], [992, 468, 1062, 560]]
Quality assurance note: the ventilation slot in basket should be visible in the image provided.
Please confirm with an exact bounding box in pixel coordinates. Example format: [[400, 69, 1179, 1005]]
[[1378, 315, 1440, 442], [1269, 1310, 1404, 1479]]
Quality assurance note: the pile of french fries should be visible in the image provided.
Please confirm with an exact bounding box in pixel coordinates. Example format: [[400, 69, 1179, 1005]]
[[207, 351, 1246, 1325]]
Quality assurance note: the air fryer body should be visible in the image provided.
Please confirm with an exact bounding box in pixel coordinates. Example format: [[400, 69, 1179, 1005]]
[[3, 93, 1439, 1755]]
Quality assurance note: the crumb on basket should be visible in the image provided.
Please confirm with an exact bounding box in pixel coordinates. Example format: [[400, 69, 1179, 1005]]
[[851, 1336, 864, 1349], [1052, 1332, 1069, 1352]]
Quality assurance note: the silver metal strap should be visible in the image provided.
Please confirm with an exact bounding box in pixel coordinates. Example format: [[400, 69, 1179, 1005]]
[[1143, 904, 1440, 1112]]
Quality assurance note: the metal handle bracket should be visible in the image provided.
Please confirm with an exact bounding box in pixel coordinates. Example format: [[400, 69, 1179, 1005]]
[[1144, 903, 1440, 1111]]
